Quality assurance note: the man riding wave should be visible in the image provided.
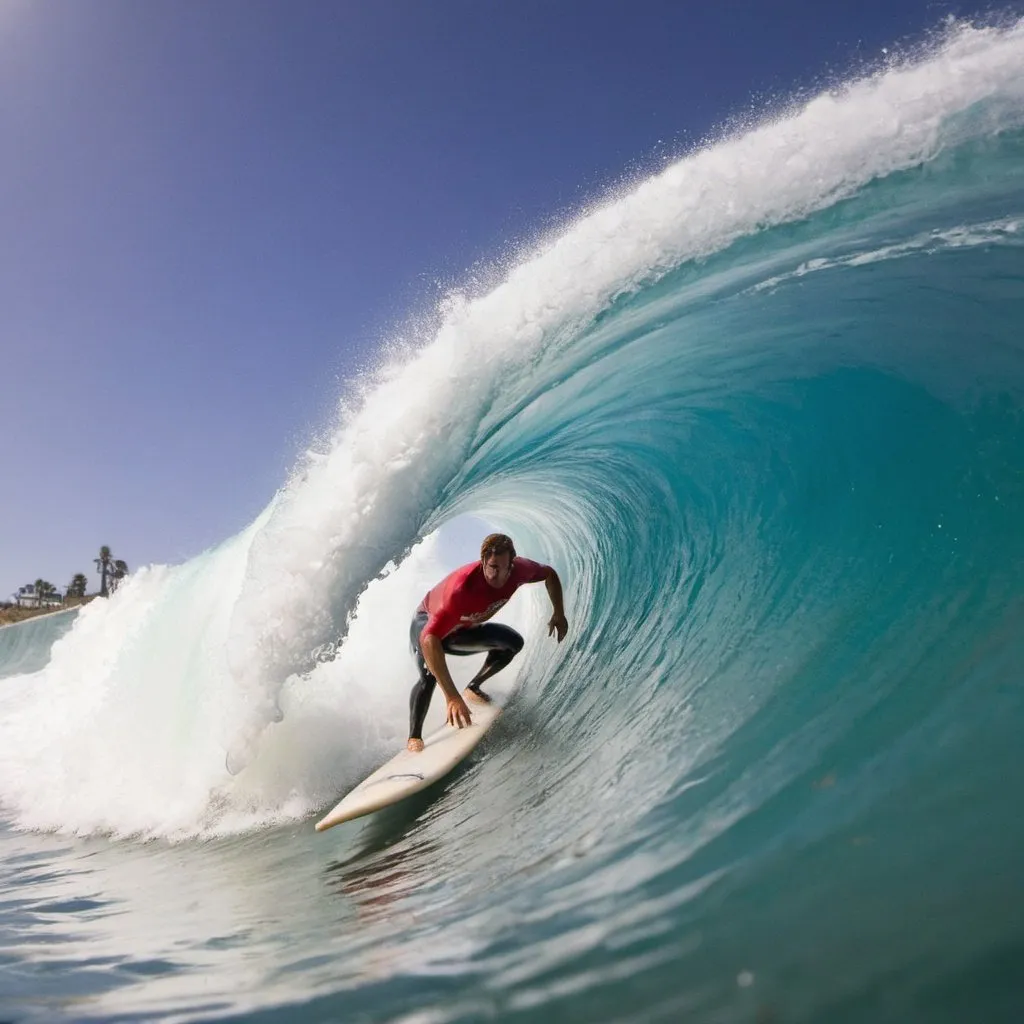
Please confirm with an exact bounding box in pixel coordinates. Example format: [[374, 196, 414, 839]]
[[407, 533, 568, 752]]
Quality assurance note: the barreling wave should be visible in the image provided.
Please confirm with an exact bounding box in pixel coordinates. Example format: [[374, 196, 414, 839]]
[[0, 19, 1022, 869]]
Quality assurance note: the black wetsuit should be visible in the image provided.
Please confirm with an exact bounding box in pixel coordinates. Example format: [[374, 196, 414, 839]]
[[408, 611, 524, 740]]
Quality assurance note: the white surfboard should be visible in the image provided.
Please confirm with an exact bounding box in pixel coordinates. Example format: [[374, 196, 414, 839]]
[[315, 701, 502, 831]]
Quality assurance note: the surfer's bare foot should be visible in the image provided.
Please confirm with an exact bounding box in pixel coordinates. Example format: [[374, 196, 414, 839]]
[[407, 738, 424, 753], [464, 687, 492, 705]]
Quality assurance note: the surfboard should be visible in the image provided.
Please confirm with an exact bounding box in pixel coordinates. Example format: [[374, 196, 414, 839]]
[[314, 701, 502, 831]]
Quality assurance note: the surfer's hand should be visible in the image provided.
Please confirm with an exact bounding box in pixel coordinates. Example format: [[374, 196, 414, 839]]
[[447, 696, 472, 729], [548, 612, 568, 642]]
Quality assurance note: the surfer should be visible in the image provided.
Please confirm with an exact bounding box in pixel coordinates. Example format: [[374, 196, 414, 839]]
[[407, 533, 567, 752]]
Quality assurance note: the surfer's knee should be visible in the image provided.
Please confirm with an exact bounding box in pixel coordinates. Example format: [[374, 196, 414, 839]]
[[487, 630, 523, 667], [485, 624, 523, 656]]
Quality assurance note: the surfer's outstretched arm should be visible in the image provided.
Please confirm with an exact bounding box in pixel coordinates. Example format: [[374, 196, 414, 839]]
[[544, 568, 568, 642], [421, 634, 473, 729]]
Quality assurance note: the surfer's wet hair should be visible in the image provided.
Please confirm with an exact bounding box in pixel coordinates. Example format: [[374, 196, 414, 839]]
[[480, 533, 516, 562]]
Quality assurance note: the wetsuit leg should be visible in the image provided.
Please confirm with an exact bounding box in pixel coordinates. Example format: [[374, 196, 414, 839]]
[[408, 612, 435, 741], [442, 623, 525, 695], [407, 616, 525, 739]]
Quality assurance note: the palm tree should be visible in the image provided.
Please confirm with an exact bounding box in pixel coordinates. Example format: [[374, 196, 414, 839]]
[[67, 573, 88, 599], [95, 546, 113, 598], [33, 579, 57, 607]]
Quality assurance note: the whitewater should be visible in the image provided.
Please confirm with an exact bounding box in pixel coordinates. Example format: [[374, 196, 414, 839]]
[[2, 19, 1024, 1023]]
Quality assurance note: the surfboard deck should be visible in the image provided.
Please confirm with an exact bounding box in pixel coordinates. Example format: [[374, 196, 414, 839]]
[[315, 701, 502, 831]]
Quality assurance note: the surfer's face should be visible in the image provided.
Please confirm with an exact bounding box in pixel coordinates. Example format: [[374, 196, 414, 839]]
[[482, 552, 513, 588]]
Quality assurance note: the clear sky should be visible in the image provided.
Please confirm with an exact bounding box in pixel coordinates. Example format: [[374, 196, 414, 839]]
[[1, 0, 976, 597]]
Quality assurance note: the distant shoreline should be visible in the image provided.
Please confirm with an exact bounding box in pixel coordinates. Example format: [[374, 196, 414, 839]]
[[0, 597, 96, 629]]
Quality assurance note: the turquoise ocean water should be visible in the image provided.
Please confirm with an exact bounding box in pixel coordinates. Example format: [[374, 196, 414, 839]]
[[2, 21, 1024, 1023]]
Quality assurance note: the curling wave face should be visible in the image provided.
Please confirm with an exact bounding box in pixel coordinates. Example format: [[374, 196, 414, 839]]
[[0, 25, 1020, 1017], [0, 17, 1023, 1024]]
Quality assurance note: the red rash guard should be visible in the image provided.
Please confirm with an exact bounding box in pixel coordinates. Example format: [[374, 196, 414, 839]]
[[417, 558, 550, 644]]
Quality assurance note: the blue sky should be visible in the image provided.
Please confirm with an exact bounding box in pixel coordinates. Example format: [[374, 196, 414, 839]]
[[1, 0, 970, 597]]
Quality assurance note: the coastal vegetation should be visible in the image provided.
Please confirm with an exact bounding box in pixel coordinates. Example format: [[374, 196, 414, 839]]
[[1, 546, 129, 627]]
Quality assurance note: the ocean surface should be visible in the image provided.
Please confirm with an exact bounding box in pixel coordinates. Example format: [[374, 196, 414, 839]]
[[2, 20, 1024, 1024]]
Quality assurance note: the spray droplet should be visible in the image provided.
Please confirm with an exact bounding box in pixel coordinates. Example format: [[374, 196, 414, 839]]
[[738, 970, 755, 988]]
